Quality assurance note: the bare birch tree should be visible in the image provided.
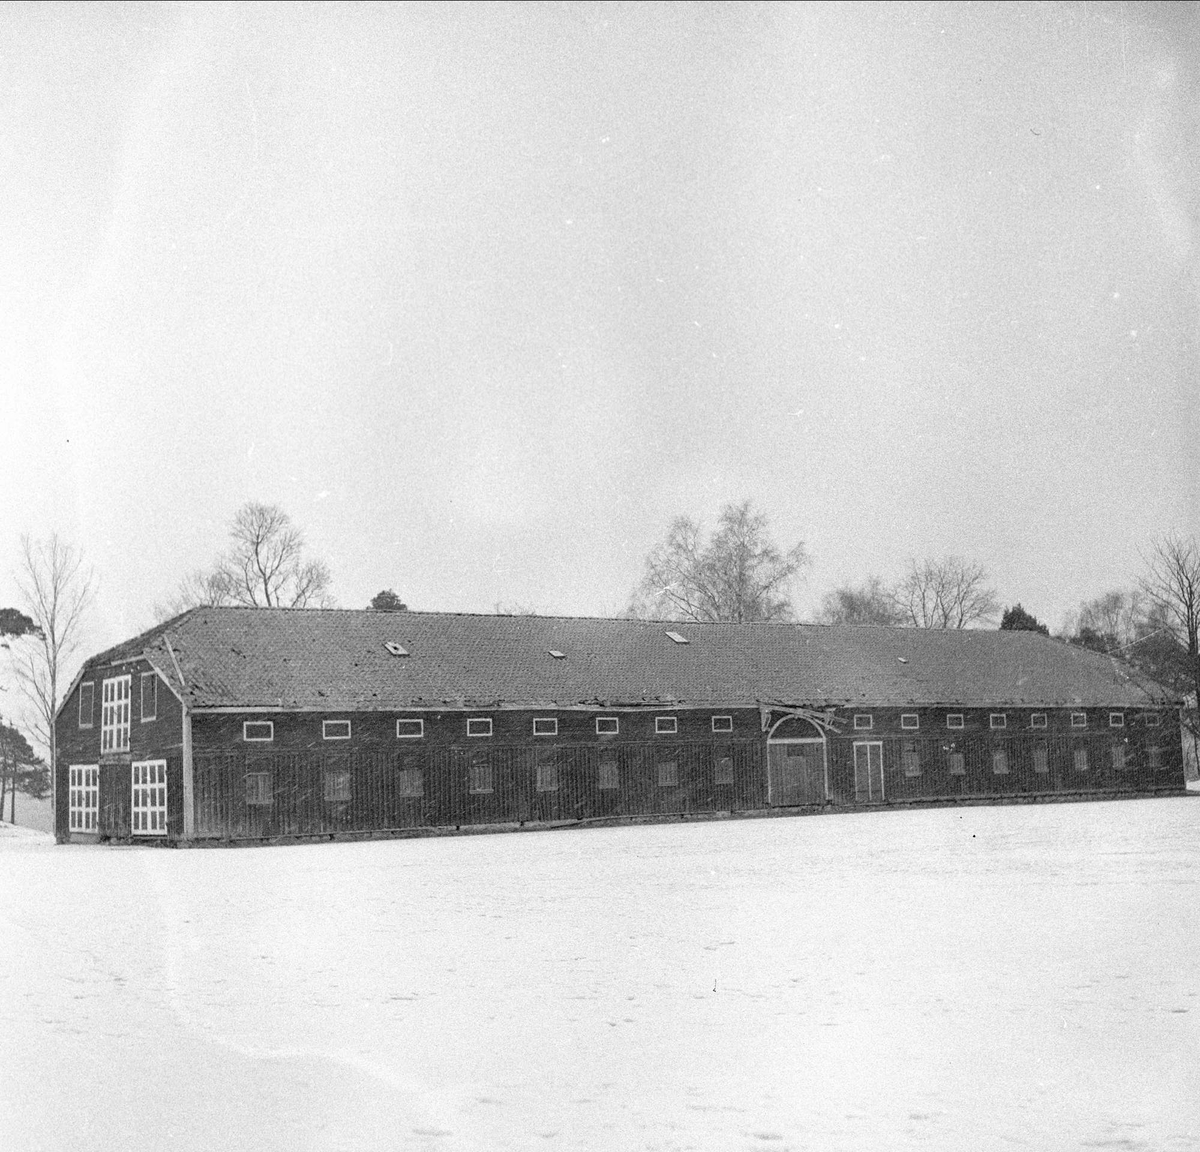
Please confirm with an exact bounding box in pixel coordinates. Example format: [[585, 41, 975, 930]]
[[1139, 533, 1200, 734], [892, 556, 999, 629], [818, 577, 904, 625]]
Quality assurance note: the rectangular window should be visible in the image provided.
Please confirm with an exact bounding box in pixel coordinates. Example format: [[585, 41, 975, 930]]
[[1109, 712, 1125, 728], [1074, 747, 1089, 772], [946, 714, 964, 730], [990, 713, 1007, 730], [853, 714, 873, 730], [992, 748, 1009, 775], [101, 676, 131, 753], [900, 714, 919, 730], [131, 760, 167, 835], [535, 748, 558, 792], [596, 716, 619, 736], [902, 740, 921, 776], [467, 717, 492, 738], [1144, 713, 1162, 728], [245, 772, 272, 806], [1111, 742, 1126, 770], [1071, 712, 1087, 728], [78, 683, 94, 729], [533, 717, 558, 736], [656, 758, 678, 787], [1030, 713, 1047, 729], [68, 765, 99, 832], [714, 754, 734, 784], [1148, 745, 1162, 769], [323, 769, 352, 803], [396, 719, 424, 739], [323, 720, 351, 741], [711, 715, 733, 733], [397, 767, 424, 797], [468, 752, 493, 793], [1033, 743, 1049, 773], [140, 672, 157, 722], [598, 753, 619, 790], [655, 716, 678, 735], [948, 751, 965, 775], [243, 721, 274, 742]]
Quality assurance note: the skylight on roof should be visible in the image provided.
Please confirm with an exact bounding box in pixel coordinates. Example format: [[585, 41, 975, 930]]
[[384, 642, 409, 657], [665, 631, 689, 644], [548, 650, 566, 659]]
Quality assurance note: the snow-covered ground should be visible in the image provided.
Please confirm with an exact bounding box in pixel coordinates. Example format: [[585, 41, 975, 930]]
[[2, 799, 1198, 1152]]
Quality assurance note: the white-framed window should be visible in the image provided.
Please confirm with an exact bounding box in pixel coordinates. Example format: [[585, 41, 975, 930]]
[[1144, 712, 1162, 727], [243, 720, 274, 742], [656, 758, 678, 787], [947, 751, 966, 775], [1111, 742, 1126, 770], [946, 714, 964, 730], [714, 753, 734, 784], [467, 717, 492, 738], [68, 765, 99, 832], [533, 717, 558, 736], [1073, 747, 1089, 772], [711, 715, 733, 733], [245, 772, 272, 806], [323, 720, 352, 740], [990, 713, 1007, 730], [101, 676, 131, 753], [324, 769, 351, 803], [78, 683, 94, 729], [853, 714, 873, 730], [1071, 712, 1087, 728], [468, 752, 493, 793], [131, 760, 167, 836], [396, 718, 424, 738], [902, 741, 921, 776], [535, 748, 558, 792], [1109, 712, 1125, 728], [1033, 743, 1049, 773], [992, 748, 1009, 774], [140, 672, 157, 722], [598, 753, 619, 790], [1030, 713, 1047, 729], [1147, 745, 1162, 769], [596, 716, 619, 736], [900, 714, 919, 730], [655, 716, 678, 735]]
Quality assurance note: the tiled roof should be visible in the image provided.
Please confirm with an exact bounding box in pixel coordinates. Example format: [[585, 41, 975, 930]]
[[83, 607, 1180, 712]]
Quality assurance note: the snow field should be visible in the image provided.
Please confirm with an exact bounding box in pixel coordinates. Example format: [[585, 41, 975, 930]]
[[1, 798, 1198, 1151]]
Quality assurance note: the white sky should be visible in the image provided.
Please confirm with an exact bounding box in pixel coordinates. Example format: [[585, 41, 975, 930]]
[[2, 1, 1198, 659]]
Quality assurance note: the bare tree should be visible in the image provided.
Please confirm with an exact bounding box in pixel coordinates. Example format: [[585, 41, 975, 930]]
[[817, 577, 903, 625], [892, 556, 999, 629], [633, 501, 808, 623], [1140, 533, 1200, 729], [12, 534, 94, 795], [1062, 589, 1148, 652], [159, 502, 334, 618]]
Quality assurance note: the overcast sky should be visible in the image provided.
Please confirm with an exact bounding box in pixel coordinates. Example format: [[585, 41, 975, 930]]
[[3, 1, 1197, 659]]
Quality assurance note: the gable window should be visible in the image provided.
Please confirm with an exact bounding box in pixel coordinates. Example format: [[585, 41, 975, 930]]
[[468, 752, 493, 793], [992, 748, 1009, 775], [243, 721, 274, 742], [533, 718, 558, 736], [1073, 747, 1089, 772], [396, 719, 424, 739], [323, 720, 351, 741], [598, 753, 619, 790], [947, 751, 966, 775], [946, 714, 964, 730], [1030, 713, 1047, 729], [467, 717, 493, 738], [1144, 713, 1162, 728], [902, 741, 921, 776], [1071, 712, 1087, 728], [656, 757, 678, 787], [900, 714, 919, 730], [990, 713, 1007, 730], [655, 716, 678, 735], [131, 760, 167, 835], [1147, 745, 1162, 769], [323, 769, 351, 803], [397, 753, 424, 797], [596, 717, 619, 736], [68, 765, 99, 832], [1109, 712, 1125, 728], [1033, 743, 1049, 773], [714, 753, 734, 784], [1111, 742, 1127, 770], [535, 748, 558, 792], [140, 673, 158, 723], [101, 676, 131, 753], [711, 715, 733, 733], [78, 683, 94, 729], [245, 772, 272, 806], [853, 714, 873, 730]]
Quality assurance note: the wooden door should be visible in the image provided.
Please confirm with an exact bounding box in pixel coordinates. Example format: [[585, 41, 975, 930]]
[[853, 741, 885, 802], [768, 741, 826, 806]]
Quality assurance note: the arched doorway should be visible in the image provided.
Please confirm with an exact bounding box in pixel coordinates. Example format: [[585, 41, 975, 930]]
[[766, 715, 828, 807]]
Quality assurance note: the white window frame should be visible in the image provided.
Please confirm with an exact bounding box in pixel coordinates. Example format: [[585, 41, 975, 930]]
[[243, 720, 274, 742], [467, 717, 493, 738], [1144, 712, 1162, 727], [131, 760, 168, 836], [853, 714, 873, 730], [323, 719, 352, 741], [1071, 712, 1088, 728], [1030, 713, 1047, 729], [1109, 712, 1125, 728], [78, 682, 94, 729], [989, 713, 1007, 729], [140, 672, 158, 723], [596, 716, 619, 736], [68, 765, 99, 832], [900, 714, 919, 730], [395, 718, 425, 739], [101, 675, 131, 753], [946, 714, 964, 730], [655, 716, 678, 735], [533, 717, 558, 736], [711, 715, 733, 733]]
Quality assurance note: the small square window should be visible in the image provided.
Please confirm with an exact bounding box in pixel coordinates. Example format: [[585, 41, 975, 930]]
[[533, 717, 558, 736], [900, 714, 919, 730], [1030, 713, 1047, 729], [947, 751, 965, 775], [853, 714, 873, 730], [396, 718, 424, 738], [1144, 712, 1162, 728], [1109, 712, 1124, 728], [990, 713, 1007, 730], [596, 716, 619, 736], [711, 715, 733, 733], [467, 717, 493, 737], [1073, 747, 1089, 772], [245, 772, 272, 806], [323, 720, 351, 740], [946, 714, 964, 730], [243, 721, 274, 742], [1071, 712, 1087, 728], [992, 748, 1009, 774], [79, 682, 94, 729], [324, 769, 352, 803], [657, 758, 678, 787], [1033, 743, 1049, 773], [655, 716, 678, 734], [140, 672, 158, 722], [598, 753, 620, 790], [903, 741, 921, 776]]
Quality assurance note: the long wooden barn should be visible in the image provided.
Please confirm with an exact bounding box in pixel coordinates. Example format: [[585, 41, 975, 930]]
[[55, 607, 1185, 845]]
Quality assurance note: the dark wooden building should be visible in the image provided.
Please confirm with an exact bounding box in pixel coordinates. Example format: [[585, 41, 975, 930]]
[[54, 608, 1185, 845]]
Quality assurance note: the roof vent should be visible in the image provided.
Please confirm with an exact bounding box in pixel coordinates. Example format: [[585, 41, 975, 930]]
[[384, 642, 409, 657], [665, 631, 689, 645], [548, 649, 566, 659]]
